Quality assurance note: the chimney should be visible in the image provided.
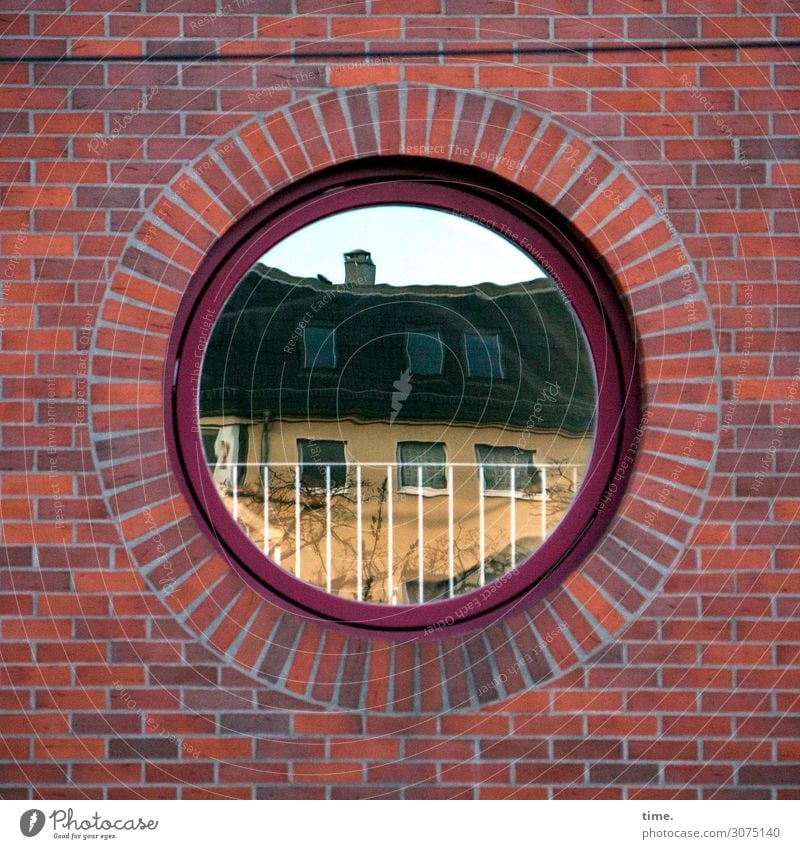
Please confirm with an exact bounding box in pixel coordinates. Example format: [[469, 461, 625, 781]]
[[343, 249, 376, 287]]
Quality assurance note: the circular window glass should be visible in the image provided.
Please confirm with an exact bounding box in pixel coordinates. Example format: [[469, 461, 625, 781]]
[[170, 161, 638, 636]]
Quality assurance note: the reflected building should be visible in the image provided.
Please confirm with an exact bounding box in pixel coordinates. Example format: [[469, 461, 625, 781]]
[[198, 252, 596, 604]]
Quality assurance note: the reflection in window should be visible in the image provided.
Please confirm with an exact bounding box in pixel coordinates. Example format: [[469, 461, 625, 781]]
[[398, 442, 447, 490], [465, 332, 503, 378], [304, 326, 336, 369], [406, 331, 444, 375], [476, 445, 540, 495], [196, 204, 598, 606], [298, 439, 347, 489]]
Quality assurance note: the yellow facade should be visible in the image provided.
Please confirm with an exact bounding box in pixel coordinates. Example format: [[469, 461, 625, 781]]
[[201, 415, 592, 604]]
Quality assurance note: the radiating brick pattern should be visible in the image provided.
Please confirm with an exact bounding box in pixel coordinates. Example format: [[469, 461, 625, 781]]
[[89, 84, 713, 711], [1, 2, 798, 799]]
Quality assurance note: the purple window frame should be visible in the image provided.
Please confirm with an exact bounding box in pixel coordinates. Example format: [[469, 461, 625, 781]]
[[165, 157, 641, 638]]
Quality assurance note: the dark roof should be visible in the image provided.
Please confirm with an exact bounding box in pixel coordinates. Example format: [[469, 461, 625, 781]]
[[198, 263, 596, 434]]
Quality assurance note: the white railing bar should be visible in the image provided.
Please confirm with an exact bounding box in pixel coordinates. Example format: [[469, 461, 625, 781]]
[[571, 465, 579, 493], [510, 466, 516, 569], [294, 463, 301, 578], [356, 465, 363, 602], [478, 466, 486, 587], [225, 461, 580, 469], [541, 466, 548, 542], [325, 465, 332, 594], [264, 465, 269, 557], [387, 465, 394, 605], [417, 464, 424, 604], [448, 465, 455, 599]]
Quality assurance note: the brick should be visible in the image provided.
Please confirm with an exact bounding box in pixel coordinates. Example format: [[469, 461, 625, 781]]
[[293, 761, 363, 783], [144, 762, 215, 784], [1, 186, 73, 207], [218, 714, 292, 736], [441, 715, 511, 736], [445, 0, 512, 10], [516, 762, 585, 784], [331, 17, 401, 39], [591, 762, 660, 785]]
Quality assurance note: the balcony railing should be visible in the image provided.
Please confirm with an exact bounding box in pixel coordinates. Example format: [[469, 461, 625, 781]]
[[213, 462, 583, 605]]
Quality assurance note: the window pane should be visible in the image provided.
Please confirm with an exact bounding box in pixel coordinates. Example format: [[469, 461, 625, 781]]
[[477, 445, 540, 493], [304, 326, 336, 368], [398, 442, 447, 489], [197, 203, 598, 607], [200, 426, 219, 464], [465, 333, 503, 378], [299, 439, 347, 488], [406, 331, 443, 375]]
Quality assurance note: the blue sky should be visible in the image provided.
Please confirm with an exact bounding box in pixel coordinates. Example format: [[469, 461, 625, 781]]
[[258, 205, 547, 287]]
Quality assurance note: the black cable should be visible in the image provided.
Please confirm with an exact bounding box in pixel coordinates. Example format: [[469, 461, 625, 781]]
[[0, 38, 799, 64]]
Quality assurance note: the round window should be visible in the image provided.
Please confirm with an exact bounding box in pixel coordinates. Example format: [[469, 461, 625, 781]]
[[168, 159, 640, 637]]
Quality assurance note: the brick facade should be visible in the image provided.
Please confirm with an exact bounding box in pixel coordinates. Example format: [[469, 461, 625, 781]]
[[1, 2, 799, 799]]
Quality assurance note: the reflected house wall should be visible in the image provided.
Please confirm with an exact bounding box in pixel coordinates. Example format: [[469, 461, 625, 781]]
[[199, 262, 595, 603]]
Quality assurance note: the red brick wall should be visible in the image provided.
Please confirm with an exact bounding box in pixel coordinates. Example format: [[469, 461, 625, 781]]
[[1, 2, 799, 800]]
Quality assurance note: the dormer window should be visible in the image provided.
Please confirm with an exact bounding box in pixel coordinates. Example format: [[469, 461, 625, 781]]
[[397, 441, 448, 492], [406, 331, 444, 375], [304, 325, 336, 369], [465, 332, 503, 379]]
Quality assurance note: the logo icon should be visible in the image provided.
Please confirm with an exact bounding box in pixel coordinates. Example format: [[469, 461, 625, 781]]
[[20, 810, 45, 837], [390, 369, 413, 424]]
